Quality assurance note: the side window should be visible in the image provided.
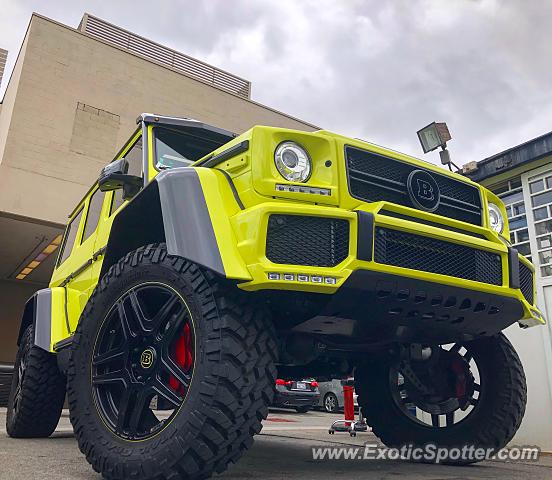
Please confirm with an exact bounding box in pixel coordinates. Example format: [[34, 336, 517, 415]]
[[111, 138, 143, 214], [82, 189, 106, 242], [58, 208, 84, 266], [154, 127, 221, 170]]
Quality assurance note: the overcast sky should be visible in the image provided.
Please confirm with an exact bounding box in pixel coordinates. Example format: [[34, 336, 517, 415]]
[[1, 0, 551, 166]]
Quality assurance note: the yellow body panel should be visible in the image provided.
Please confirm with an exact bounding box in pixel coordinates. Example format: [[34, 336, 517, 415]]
[[46, 121, 544, 351]]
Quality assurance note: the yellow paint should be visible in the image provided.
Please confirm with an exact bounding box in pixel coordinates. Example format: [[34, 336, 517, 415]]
[[45, 122, 544, 352]]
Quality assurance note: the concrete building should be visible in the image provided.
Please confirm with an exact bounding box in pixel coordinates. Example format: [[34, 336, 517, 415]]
[[465, 135, 552, 449], [0, 12, 317, 368], [0, 48, 7, 89]]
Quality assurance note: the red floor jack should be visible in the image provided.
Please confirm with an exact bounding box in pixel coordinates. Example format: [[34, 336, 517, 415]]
[[328, 379, 368, 437]]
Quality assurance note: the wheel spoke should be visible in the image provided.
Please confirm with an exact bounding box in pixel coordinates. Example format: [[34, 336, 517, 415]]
[[128, 290, 149, 334], [158, 312, 187, 347], [446, 412, 454, 426], [93, 347, 126, 367], [160, 351, 191, 388], [128, 389, 151, 435], [118, 301, 137, 340], [153, 378, 183, 407], [449, 343, 461, 353], [431, 414, 440, 427], [115, 388, 131, 433], [92, 369, 128, 387], [152, 294, 181, 333]]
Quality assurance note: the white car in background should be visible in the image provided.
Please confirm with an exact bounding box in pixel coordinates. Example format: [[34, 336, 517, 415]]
[[317, 378, 358, 413]]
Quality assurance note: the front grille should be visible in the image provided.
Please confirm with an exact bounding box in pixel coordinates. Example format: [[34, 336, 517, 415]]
[[346, 146, 482, 226], [374, 227, 502, 285], [266, 215, 349, 267], [519, 262, 534, 305]]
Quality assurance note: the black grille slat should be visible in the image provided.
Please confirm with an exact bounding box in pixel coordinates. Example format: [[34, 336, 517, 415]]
[[346, 146, 482, 225], [266, 215, 349, 267], [374, 227, 502, 285], [519, 262, 534, 305]]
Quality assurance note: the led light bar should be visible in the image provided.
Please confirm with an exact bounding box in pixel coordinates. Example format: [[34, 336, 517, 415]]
[[275, 184, 331, 196], [267, 272, 337, 285], [15, 235, 63, 280]]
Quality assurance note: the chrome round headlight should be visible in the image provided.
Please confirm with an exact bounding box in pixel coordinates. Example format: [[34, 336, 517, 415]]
[[274, 142, 311, 182], [488, 202, 505, 233]]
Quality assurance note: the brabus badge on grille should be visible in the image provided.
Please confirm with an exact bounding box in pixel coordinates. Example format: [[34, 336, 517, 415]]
[[407, 170, 440, 212]]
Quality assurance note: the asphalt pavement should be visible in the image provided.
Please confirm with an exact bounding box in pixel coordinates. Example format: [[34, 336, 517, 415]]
[[0, 407, 551, 479]]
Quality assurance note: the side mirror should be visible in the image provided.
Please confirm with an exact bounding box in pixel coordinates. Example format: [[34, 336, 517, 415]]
[[98, 158, 142, 200]]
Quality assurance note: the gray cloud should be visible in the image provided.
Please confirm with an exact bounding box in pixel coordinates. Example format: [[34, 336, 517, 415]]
[[1, 0, 552, 166]]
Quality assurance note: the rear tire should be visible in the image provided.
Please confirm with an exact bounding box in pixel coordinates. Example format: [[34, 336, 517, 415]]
[[67, 244, 278, 480], [356, 333, 526, 464], [6, 325, 66, 438]]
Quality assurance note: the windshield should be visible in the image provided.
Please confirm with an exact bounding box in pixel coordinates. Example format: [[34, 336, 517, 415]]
[[154, 127, 224, 170]]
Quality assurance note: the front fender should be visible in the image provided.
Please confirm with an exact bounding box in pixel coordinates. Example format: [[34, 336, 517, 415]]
[[101, 168, 251, 281], [156, 168, 251, 280]]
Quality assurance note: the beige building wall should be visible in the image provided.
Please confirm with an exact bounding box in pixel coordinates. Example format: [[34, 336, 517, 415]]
[[0, 14, 317, 226]]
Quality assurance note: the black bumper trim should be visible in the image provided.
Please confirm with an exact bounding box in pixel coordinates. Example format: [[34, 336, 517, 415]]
[[508, 247, 520, 290], [357, 211, 374, 262]]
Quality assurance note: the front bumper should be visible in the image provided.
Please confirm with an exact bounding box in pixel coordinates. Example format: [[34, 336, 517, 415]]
[[233, 201, 544, 330]]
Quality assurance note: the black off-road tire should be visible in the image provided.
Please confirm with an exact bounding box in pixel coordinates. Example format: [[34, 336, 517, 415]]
[[356, 333, 526, 464], [67, 244, 278, 480], [6, 325, 66, 438]]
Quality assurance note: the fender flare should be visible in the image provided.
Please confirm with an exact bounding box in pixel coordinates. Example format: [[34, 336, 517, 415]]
[[16, 289, 52, 351]]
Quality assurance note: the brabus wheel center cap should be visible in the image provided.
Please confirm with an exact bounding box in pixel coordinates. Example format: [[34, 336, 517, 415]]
[[140, 347, 156, 370]]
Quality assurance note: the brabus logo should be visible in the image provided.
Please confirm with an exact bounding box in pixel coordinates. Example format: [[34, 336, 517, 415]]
[[407, 170, 440, 212], [417, 178, 435, 201], [140, 348, 155, 369]]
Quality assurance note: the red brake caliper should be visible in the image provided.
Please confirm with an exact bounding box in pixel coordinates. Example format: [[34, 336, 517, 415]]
[[169, 323, 192, 394], [450, 356, 472, 409]]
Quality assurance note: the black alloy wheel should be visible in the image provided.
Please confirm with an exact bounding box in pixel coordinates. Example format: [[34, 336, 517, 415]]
[[92, 283, 194, 440], [356, 334, 527, 464], [391, 343, 480, 428]]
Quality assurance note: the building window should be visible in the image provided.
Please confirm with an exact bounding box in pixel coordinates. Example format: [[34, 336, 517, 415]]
[[529, 171, 552, 277], [498, 177, 532, 262]]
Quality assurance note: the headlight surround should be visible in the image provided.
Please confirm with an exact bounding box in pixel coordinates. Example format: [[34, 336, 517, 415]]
[[488, 202, 505, 233], [274, 142, 312, 183]]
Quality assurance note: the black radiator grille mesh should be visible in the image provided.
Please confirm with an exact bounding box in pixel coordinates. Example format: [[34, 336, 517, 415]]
[[346, 146, 483, 226], [266, 215, 350, 267], [374, 227, 502, 285]]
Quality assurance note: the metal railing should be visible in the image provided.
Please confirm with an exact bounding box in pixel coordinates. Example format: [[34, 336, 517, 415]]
[[79, 14, 251, 99]]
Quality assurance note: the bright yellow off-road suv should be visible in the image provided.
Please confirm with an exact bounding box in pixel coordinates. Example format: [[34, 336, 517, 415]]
[[7, 114, 544, 479]]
